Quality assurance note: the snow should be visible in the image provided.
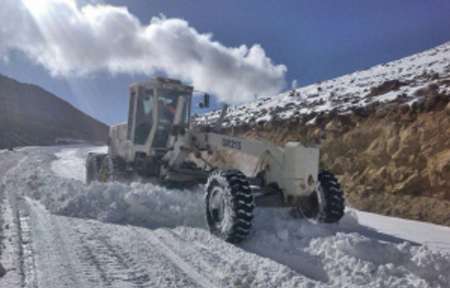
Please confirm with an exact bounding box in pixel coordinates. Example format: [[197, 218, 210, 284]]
[[240, 208, 450, 287], [1, 146, 450, 287], [354, 210, 450, 253], [6, 148, 206, 229], [51, 146, 107, 181], [195, 41, 450, 128]]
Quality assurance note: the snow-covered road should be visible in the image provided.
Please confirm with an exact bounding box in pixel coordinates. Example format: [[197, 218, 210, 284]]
[[1, 146, 449, 287]]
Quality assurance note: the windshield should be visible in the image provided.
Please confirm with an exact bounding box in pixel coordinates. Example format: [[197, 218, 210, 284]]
[[134, 92, 154, 145], [152, 89, 179, 148]]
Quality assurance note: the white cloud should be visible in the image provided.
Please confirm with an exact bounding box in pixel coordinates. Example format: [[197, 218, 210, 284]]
[[0, 0, 287, 103]]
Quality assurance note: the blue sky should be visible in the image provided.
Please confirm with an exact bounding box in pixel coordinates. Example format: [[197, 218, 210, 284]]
[[1, 0, 449, 124]]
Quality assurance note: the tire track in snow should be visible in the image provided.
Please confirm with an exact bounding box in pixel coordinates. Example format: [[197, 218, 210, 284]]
[[16, 208, 38, 288], [25, 198, 151, 288], [75, 238, 112, 287], [143, 230, 218, 288], [73, 225, 150, 288], [155, 230, 229, 284], [1, 156, 38, 288], [25, 198, 98, 288], [155, 229, 279, 287], [64, 217, 207, 288], [6, 180, 209, 288], [94, 236, 151, 286], [156, 229, 317, 288]]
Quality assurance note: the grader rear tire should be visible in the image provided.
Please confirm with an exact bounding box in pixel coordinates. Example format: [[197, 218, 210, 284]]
[[205, 170, 255, 243], [316, 170, 345, 223], [296, 170, 345, 223]]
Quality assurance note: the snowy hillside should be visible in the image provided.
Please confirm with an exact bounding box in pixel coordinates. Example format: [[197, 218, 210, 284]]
[[1, 146, 450, 287], [196, 41, 450, 127]]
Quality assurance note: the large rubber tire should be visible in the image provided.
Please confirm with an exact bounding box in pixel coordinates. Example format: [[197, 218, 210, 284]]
[[86, 153, 106, 184], [316, 170, 345, 223], [205, 170, 255, 243], [296, 170, 345, 223]]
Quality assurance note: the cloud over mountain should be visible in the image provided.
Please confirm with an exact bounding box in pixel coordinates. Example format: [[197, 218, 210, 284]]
[[0, 0, 287, 103]]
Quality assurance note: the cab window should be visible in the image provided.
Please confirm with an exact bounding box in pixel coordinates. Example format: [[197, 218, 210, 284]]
[[134, 90, 154, 144], [152, 89, 178, 148]]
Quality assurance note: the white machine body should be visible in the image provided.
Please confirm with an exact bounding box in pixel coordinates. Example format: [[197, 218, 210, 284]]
[[108, 77, 321, 204]]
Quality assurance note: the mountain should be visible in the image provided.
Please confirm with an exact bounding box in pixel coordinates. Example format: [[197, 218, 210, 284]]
[[0, 74, 109, 148], [197, 41, 450, 226]]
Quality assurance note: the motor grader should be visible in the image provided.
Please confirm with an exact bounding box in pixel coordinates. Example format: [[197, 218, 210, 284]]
[[86, 77, 345, 243]]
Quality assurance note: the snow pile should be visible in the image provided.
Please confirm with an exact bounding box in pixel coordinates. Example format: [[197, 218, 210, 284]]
[[2, 147, 206, 229], [51, 149, 88, 182], [308, 233, 450, 287], [196, 41, 450, 127], [240, 209, 450, 287], [51, 146, 107, 182], [173, 209, 450, 287], [161, 226, 318, 287]]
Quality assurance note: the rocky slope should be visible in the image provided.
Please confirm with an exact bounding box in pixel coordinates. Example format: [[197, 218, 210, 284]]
[[0, 74, 108, 148], [198, 42, 450, 226]]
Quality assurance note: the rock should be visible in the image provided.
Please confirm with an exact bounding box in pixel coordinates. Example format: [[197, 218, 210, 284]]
[[424, 93, 440, 111], [375, 103, 398, 118], [0, 262, 6, 278], [392, 171, 423, 196], [399, 104, 410, 114], [315, 112, 327, 125], [304, 112, 317, 123], [331, 157, 351, 175], [367, 80, 407, 97], [414, 83, 439, 98], [411, 98, 425, 113], [325, 120, 342, 133], [352, 106, 369, 117], [430, 72, 440, 80], [446, 102, 450, 115]]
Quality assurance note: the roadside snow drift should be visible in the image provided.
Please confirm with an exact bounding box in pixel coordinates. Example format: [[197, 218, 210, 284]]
[[1, 146, 449, 288], [10, 147, 206, 228]]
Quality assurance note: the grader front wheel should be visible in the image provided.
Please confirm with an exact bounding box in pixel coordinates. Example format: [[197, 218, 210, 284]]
[[205, 170, 255, 243]]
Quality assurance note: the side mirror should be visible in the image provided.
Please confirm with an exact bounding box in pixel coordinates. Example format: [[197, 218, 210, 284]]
[[199, 93, 210, 108]]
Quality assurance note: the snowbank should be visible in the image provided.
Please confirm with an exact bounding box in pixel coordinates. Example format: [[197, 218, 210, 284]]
[[4, 147, 206, 229], [175, 208, 450, 287], [51, 146, 107, 182]]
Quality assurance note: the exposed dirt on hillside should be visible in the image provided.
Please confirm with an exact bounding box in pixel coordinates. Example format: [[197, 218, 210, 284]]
[[218, 92, 450, 226]]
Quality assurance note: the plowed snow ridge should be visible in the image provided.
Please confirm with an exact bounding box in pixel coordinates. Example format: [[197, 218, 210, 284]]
[[0, 146, 449, 288]]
